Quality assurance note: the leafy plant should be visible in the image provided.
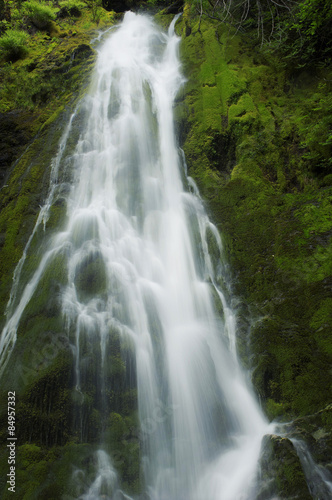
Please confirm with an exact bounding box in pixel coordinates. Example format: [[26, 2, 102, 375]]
[[281, 0, 332, 66], [0, 29, 29, 60], [0, 19, 10, 35], [23, 1, 58, 30]]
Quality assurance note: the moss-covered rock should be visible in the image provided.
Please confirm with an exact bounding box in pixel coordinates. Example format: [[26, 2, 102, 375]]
[[286, 404, 332, 474], [74, 252, 107, 301], [257, 434, 312, 499]]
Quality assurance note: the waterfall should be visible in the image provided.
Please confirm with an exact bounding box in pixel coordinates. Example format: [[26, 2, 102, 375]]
[[0, 12, 273, 499]]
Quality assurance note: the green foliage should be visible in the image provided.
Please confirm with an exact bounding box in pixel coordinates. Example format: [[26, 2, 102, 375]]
[[0, 28, 29, 60], [189, 0, 332, 67], [0, 19, 10, 35], [23, 1, 58, 30], [282, 0, 332, 66], [146, 0, 164, 9]]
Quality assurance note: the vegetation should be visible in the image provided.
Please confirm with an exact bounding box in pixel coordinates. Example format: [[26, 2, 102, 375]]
[[23, 1, 58, 29], [0, 28, 28, 60], [281, 0, 332, 66], [189, 0, 332, 67]]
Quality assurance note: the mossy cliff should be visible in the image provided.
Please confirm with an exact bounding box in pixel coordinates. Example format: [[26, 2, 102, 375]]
[[173, 2, 332, 486], [0, 1, 331, 497]]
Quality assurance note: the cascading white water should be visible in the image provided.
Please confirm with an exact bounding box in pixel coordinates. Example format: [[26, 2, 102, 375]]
[[0, 12, 274, 499]]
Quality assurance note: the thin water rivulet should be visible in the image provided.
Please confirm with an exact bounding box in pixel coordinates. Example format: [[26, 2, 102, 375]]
[[0, 12, 275, 499]]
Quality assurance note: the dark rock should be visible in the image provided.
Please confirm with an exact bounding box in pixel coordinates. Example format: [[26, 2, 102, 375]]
[[286, 404, 332, 474], [71, 44, 94, 65], [0, 111, 34, 188], [74, 251, 107, 300], [257, 434, 312, 499], [164, 0, 184, 14], [57, 4, 81, 18], [0, 233, 5, 248], [102, 0, 129, 13]]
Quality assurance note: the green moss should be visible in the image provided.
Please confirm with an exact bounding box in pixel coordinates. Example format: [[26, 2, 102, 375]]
[[19, 444, 44, 468], [105, 411, 141, 493], [0, 13, 101, 321], [45, 198, 68, 233], [258, 435, 312, 499], [310, 298, 332, 356], [228, 93, 256, 123], [177, 5, 332, 423], [109, 412, 126, 441], [74, 252, 107, 300], [265, 399, 286, 419]]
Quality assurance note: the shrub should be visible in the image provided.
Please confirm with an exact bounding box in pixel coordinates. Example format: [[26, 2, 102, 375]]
[[0, 29, 29, 60], [281, 0, 332, 67], [23, 1, 57, 30]]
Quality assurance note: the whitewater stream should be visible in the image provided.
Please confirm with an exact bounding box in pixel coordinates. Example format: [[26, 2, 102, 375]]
[[0, 12, 276, 499]]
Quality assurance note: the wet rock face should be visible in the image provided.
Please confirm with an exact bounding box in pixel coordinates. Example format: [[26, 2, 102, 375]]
[[74, 252, 108, 301], [287, 404, 332, 476], [0, 111, 33, 187], [102, 0, 133, 13], [164, 0, 184, 14], [257, 434, 312, 500], [71, 44, 94, 65]]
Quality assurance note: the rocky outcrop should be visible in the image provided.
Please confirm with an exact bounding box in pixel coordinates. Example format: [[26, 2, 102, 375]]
[[286, 404, 332, 477], [257, 434, 312, 499], [0, 112, 34, 188]]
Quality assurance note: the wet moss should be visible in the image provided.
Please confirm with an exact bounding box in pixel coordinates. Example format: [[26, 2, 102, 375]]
[[105, 411, 141, 494], [258, 434, 312, 499], [74, 252, 107, 300], [287, 404, 332, 473]]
